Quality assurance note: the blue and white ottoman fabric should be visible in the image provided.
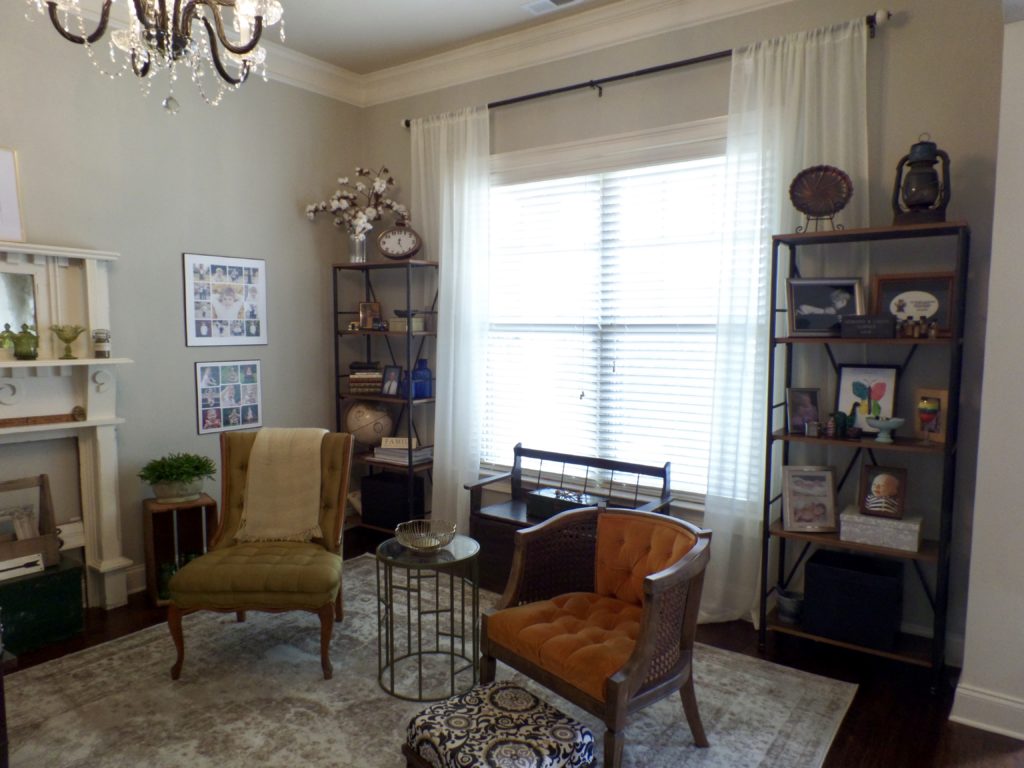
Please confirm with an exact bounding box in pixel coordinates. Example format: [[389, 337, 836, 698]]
[[405, 681, 595, 768]]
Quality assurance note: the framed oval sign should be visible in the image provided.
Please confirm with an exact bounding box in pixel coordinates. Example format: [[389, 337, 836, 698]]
[[871, 272, 955, 336]]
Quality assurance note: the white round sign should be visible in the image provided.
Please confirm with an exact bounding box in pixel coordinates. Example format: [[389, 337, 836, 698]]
[[888, 290, 939, 320]]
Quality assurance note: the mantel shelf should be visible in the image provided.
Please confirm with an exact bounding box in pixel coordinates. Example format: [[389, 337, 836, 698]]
[[0, 357, 133, 370], [0, 416, 126, 440], [0, 240, 119, 261]]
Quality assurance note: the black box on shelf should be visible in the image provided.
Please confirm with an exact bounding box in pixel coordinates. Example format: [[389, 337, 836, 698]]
[[840, 314, 897, 338], [361, 473, 425, 529], [526, 488, 606, 521], [802, 549, 903, 651]]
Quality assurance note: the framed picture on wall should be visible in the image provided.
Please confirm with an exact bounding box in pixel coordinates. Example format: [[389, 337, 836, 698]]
[[184, 253, 267, 346], [196, 360, 262, 434], [0, 147, 25, 242]]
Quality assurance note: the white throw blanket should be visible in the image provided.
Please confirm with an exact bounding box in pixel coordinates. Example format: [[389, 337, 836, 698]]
[[235, 428, 327, 542]]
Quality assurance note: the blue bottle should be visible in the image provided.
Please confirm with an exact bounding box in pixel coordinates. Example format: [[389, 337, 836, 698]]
[[412, 359, 433, 398]]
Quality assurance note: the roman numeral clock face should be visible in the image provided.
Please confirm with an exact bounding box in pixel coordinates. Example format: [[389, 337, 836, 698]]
[[377, 224, 423, 260]]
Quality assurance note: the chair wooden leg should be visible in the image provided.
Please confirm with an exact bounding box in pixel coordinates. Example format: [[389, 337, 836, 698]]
[[680, 675, 709, 748], [603, 728, 624, 768], [479, 652, 496, 684], [167, 605, 185, 680], [334, 584, 343, 622], [236, 610, 246, 622], [318, 603, 334, 680]]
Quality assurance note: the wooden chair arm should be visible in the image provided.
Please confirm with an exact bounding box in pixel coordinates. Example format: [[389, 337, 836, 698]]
[[465, 470, 514, 513]]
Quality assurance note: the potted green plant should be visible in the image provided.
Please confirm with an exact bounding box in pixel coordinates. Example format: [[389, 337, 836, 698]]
[[139, 452, 217, 503]]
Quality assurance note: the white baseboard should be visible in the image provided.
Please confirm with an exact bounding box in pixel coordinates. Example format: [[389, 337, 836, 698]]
[[951, 683, 1024, 740], [900, 621, 965, 667], [125, 564, 147, 596]]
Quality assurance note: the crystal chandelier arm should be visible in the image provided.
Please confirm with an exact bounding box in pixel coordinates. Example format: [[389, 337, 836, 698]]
[[183, 0, 265, 56], [45, 0, 112, 44], [200, 16, 251, 85]]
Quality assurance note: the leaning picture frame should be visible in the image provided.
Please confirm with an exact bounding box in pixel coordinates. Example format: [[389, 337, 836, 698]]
[[914, 386, 949, 444], [871, 272, 955, 337], [0, 147, 26, 242], [786, 387, 820, 434], [858, 464, 908, 519], [380, 365, 402, 396], [835, 364, 898, 433], [196, 360, 262, 434], [787, 277, 865, 337], [782, 465, 837, 532], [184, 253, 267, 346]]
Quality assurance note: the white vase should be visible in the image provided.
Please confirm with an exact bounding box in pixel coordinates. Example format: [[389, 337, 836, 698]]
[[152, 479, 203, 504], [349, 234, 367, 263]]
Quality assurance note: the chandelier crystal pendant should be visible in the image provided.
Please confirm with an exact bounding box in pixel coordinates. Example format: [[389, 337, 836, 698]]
[[25, 0, 285, 107]]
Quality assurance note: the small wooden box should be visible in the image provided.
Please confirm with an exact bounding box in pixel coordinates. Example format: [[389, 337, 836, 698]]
[[0, 475, 61, 569], [526, 488, 606, 521]]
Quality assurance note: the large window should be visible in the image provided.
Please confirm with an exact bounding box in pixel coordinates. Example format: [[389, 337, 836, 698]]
[[483, 129, 727, 499]]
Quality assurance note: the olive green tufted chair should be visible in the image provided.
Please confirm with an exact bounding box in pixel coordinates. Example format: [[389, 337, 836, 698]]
[[166, 430, 354, 680]]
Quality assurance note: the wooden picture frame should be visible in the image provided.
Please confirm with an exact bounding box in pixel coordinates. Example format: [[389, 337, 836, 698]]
[[787, 277, 864, 337], [0, 147, 25, 242], [914, 387, 949, 444], [184, 253, 267, 346], [782, 465, 837, 532], [359, 301, 382, 330], [786, 387, 820, 434], [871, 272, 955, 337], [836, 364, 898, 433], [858, 464, 907, 519]]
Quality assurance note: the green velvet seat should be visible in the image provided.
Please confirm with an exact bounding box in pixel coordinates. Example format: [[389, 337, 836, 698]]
[[167, 430, 354, 680]]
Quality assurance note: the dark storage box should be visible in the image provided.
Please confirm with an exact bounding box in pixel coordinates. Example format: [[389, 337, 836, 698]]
[[361, 473, 425, 529], [803, 550, 903, 651], [526, 488, 606, 521], [0, 555, 83, 655]]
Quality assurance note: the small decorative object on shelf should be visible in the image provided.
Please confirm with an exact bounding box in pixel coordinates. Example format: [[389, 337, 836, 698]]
[[0, 323, 38, 360], [395, 519, 456, 552], [344, 400, 394, 447], [50, 324, 86, 360], [412, 359, 433, 398], [307, 166, 411, 261], [892, 134, 950, 224], [138, 452, 217, 504], [865, 416, 905, 444], [377, 221, 423, 260], [789, 165, 853, 232], [92, 328, 111, 358]]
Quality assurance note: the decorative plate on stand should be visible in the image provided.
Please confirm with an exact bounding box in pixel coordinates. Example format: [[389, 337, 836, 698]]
[[789, 165, 853, 231]]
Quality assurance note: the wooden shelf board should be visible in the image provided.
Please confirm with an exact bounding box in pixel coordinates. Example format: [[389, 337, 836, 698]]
[[340, 394, 435, 405], [773, 336, 953, 346], [361, 457, 433, 472], [771, 429, 946, 455], [338, 330, 436, 338], [769, 521, 939, 562], [766, 609, 933, 667], [332, 260, 438, 270], [773, 221, 968, 246]]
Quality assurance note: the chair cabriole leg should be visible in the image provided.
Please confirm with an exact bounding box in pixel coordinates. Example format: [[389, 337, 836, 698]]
[[318, 603, 334, 679], [603, 728, 624, 768], [680, 676, 709, 747], [167, 605, 185, 680]]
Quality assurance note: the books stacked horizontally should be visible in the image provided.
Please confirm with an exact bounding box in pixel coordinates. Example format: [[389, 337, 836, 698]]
[[349, 361, 383, 394], [372, 438, 433, 466]]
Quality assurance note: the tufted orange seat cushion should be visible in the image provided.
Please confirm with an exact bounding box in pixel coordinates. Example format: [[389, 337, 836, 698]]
[[484, 592, 642, 701], [169, 540, 342, 612], [595, 513, 698, 605]]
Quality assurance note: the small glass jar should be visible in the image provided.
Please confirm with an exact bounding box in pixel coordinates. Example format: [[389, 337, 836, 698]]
[[92, 328, 111, 358]]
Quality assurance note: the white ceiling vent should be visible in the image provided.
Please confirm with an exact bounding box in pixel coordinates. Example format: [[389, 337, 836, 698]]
[[522, 0, 584, 17]]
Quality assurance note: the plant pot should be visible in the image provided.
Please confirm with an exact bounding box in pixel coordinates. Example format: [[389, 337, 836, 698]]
[[151, 479, 203, 504], [776, 588, 804, 624]]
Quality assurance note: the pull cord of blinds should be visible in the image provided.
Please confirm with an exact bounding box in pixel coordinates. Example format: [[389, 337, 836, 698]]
[[401, 10, 891, 127]]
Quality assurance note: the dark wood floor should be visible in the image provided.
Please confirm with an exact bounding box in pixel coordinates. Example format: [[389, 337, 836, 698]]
[[8, 563, 1024, 768]]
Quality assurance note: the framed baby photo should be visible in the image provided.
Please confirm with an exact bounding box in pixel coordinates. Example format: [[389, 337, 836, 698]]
[[196, 360, 262, 434], [786, 388, 820, 434], [858, 464, 907, 519], [787, 277, 864, 337], [782, 466, 837, 532], [184, 253, 267, 346]]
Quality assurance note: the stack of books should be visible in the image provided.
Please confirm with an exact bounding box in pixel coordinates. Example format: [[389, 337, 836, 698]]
[[371, 444, 434, 465], [349, 362, 383, 394]]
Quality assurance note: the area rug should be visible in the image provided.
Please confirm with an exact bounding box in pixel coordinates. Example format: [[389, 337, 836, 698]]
[[5, 555, 855, 767]]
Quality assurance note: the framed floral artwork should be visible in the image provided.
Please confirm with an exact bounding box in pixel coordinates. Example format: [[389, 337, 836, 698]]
[[835, 365, 898, 433], [184, 253, 267, 346], [196, 360, 262, 434]]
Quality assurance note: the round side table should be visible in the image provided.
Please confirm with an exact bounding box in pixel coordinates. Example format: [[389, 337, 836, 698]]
[[376, 534, 480, 701]]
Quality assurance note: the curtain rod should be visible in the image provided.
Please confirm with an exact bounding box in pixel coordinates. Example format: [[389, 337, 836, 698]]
[[402, 10, 890, 128]]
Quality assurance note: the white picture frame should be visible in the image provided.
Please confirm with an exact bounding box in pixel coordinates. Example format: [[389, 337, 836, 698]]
[[781, 465, 837, 532], [184, 253, 267, 346], [0, 148, 26, 242], [196, 360, 262, 434]]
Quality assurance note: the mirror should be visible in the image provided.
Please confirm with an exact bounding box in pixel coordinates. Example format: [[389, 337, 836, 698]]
[[0, 272, 36, 338]]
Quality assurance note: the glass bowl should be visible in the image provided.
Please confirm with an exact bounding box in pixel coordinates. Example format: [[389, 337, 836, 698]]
[[395, 519, 456, 552]]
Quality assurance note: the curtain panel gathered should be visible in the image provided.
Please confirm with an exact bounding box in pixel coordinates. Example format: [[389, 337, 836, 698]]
[[410, 106, 491, 533], [699, 19, 869, 623]]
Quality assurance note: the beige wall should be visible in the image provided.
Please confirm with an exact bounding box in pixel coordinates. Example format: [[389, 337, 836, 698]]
[[362, 0, 1003, 655], [0, 2, 361, 579]]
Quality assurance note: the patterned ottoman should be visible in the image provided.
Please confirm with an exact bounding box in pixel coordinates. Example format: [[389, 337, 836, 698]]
[[403, 681, 594, 768]]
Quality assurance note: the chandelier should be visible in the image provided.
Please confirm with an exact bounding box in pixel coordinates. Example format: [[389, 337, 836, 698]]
[[26, 1, 285, 109]]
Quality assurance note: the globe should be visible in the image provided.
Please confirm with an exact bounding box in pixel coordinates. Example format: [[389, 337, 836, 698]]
[[345, 401, 394, 446]]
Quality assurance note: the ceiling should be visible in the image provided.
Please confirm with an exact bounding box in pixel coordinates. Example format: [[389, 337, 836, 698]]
[[276, 0, 627, 74]]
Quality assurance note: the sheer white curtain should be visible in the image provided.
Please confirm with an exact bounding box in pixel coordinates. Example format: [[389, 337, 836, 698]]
[[410, 106, 490, 532], [700, 20, 868, 623]]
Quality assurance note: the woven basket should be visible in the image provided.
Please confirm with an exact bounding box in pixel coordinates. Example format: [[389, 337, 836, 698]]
[[395, 519, 456, 552]]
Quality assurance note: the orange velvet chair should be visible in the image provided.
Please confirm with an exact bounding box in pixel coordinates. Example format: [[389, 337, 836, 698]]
[[479, 505, 711, 768]]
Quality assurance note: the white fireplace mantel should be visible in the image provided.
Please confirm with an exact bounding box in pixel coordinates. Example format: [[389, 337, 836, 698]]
[[1, 240, 132, 609]]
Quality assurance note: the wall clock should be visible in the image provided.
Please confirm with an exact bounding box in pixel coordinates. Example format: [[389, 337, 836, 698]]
[[377, 222, 423, 260]]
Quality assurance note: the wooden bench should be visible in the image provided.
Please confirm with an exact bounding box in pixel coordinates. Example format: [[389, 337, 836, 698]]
[[465, 443, 671, 592]]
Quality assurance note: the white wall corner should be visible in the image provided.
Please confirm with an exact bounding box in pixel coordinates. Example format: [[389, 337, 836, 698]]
[[951, 685, 1024, 741]]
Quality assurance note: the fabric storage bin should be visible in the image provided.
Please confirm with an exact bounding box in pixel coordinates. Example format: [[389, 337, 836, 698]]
[[361, 473, 425, 529]]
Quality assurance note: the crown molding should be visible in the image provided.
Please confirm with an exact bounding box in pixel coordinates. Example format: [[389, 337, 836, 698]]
[[264, 42, 364, 105]]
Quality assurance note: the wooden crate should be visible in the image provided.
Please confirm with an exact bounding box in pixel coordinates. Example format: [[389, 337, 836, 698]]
[[0, 475, 61, 569]]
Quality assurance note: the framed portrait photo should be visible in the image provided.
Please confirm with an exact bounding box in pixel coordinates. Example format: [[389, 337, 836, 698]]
[[0, 147, 25, 242], [786, 387, 820, 434], [858, 464, 907, 519], [871, 272, 955, 337], [359, 301, 382, 330], [782, 466, 837, 532], [196, 360, 262, 434], [836, 364, 898, 433], [787, 278, 865, 337], [380, 365, 402, 396], [914, 387, 949, 444], [184, 253, 267, 346]]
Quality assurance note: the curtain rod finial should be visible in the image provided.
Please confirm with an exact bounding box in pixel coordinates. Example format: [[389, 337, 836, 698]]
[[867, 10, 891, 37]]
